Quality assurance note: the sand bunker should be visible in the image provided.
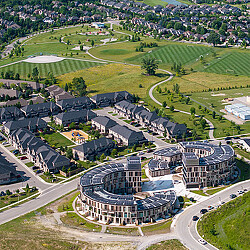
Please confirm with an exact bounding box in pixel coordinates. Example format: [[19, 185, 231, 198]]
[[23, 55, 65, 63]]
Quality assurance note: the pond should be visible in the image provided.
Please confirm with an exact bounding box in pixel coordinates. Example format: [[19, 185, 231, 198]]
[[162, 0, 187, 6]]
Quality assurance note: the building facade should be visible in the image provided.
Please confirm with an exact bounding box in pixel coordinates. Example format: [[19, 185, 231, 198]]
[[78, 156, 177, 225]]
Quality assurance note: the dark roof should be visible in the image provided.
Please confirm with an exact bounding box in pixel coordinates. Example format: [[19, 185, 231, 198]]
[[92, 116, 117, 128], [109, 124, 145, 141], [55, 109, 96, 122], [56, 96, 93, 108], [0, 153, 17, 175], [242, 138, 250, 147], [4, 117, 47, 131], [21, 102, 59, 113], [73, 137, 115, 154], [91, 91, 132, 102]]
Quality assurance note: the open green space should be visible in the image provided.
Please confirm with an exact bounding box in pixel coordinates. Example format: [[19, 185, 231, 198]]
[[106, 226, 140, 236], [146, 239, 187, 250], [190, 190, 208, 196], [41, 132, 74, 148], [58, 63, 168, 98], [61, 212, 102, 232], [197, 192, 250, 250], [142, 0, 167, 7], [0, 59, 102, 79], [190, 87, 250, 113], [203, 52, 250, 76], [151, 88, 250, 138], [127, 44, 212, 67], [234, 147, 250, 160], [141, 219, 172, 235], [57, 191, 79, 212], [0, 190, 38, 209], [206, 186, 228, 195]]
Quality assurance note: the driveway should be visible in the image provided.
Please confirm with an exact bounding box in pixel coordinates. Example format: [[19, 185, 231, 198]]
[[95, 107, 170, 148], [0, 144, 51, 193]]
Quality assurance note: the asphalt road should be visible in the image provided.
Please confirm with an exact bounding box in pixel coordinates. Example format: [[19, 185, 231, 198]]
[[0, 143, 52, 192], [174, 180, 250, 250]]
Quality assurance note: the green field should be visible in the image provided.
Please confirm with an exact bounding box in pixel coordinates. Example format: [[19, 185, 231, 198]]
[[127, 44, 213, 66], [58, 63, 168, 98], [42, 132, 74, 148], [197, 192, 250, 250], [0, 59, 103, 78], [204, 52, 250, 76], [141, 219, 172, 235]]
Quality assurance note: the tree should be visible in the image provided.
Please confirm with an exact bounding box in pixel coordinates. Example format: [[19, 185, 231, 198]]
[[111, 148, 118, 157], [212, 111, 216, 119], [32, 67, 39, 79], [141, 58, 159, 75], [29, 100, 33, 105], [64, 83, 68, 92], [6, 189, 11, 196], [173, 83, 180, 94], [190, 107, 196, 115], [100, 153, 106, 162], [207, 33, 220, 47], [69, 122, 76, 129], [200, 118, 207, 129], [62, 166, 67, 173], [91, 40, 94, 47], [66, 149, 73, 159], [170, 105, 174, 112], [72, 77, 87, 96], [162, 101, 167, 108]]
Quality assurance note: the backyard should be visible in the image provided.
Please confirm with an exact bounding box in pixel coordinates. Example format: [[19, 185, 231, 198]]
[[41, 132, 74, 148]]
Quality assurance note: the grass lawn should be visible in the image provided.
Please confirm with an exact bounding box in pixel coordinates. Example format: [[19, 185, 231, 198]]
[[234, 147, 250, 160], [61, 212, 102, 232], [76, 160, 96, 170], [190, 190, 208, 196], [40, 173, 61, 183], [58, 63, 168, 98], [206, 186, 228, 195], [106, 226, 140, 236], [236, 159, 250, 181], [143, 0, 167, 7], [0, 59, 102, 79], [42, 132, 74, 148], [203, 52, 250, 76], [127, 44, 213, 67], [0, 190, 38, 209], [146, 239, 187, 250], [161, 72, 250, 94], [151, 88, 250, 138], [141, 219, 172, 236], [197, 192, 250, 250], [25, 162, 34, 168], [190, 87, 250, 113], [57, 191, 79, 212]]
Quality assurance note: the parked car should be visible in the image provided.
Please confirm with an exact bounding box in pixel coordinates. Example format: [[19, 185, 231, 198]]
[[138, 152, 144, 156], [200, 209, 208, 214], [0, 191, 6, 196], [147, 149, 153, 153], [32, 166, 39, 170], [0, 136, 4, 141], [2, 141, 8, 145], [238, 190, 244, 194], [13, 150, 19, 155], [36, 170, 43, 174], [20, 156, 27, 160], [192, 216, 199, 221], [230, 194, 237, 199], [225, 137, 232, 140], [134, 123, 140, 127], [198, 239, 207, 245], [208, 205, 214, 210]]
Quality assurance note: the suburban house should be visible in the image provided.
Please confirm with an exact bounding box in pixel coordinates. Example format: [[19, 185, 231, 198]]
[[72, 137, 115, 161], [114, 100, 187, 139], [0, 106, 24, 123], [54, 110, 97, 126], [109, 124, 146, 146], [3, 117, 47, 135], [9, 128, 70, 172], [239, 138, 250, 152], [0, 89, 21, 99], [56, 96, 94, 111], [90, 91, 133, 107], [46, 85, 73, 102], [21, 102, 60, 118], [0, 79, 44, 90], [91, 116, 117, 134], [0, 153, 20, 185]]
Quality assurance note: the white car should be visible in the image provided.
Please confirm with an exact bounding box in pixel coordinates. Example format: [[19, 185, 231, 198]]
[[198, 239, 207, 245], [238, 190, 244, 194]]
